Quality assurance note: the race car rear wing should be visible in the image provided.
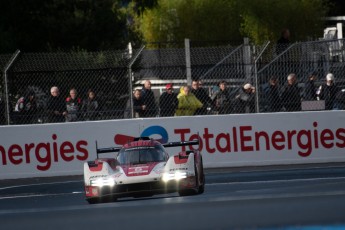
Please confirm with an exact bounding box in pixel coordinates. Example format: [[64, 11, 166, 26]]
[[162, 139, 199, 148], [95, 141, 121, 159], [95, 138, 199, 158]]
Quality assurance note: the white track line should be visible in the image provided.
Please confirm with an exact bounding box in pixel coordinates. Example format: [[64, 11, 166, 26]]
[[207, 176, 345, 186], [0, 180, 81, 191]]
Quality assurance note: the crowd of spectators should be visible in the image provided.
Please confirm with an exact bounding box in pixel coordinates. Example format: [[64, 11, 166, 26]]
[[10, 72, 345, 124], [124, 79, 257, 119], [264, 72, 345, 112], [13, 86, 101, 124]]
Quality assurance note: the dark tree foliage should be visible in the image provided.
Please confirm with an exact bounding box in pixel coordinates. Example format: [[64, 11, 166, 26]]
[[0, 0, 130, 53], [131, 0, 158, 15]]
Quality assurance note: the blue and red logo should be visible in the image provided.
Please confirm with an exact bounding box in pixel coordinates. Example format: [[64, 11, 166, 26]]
[[114, 125, 168, 145]]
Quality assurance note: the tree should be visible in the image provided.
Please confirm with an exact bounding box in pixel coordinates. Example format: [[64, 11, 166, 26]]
[[239, 0, 329, 44], [133, 0, 330, 45], [0, 0, 129, 53]]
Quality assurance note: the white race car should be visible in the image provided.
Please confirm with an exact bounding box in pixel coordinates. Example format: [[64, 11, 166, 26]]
[[84, 137, 205, 204]]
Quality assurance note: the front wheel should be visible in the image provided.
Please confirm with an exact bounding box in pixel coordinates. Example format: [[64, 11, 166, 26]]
[[178, 165, 203, 196]]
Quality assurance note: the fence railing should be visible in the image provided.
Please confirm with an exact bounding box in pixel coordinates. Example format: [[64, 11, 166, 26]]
[[1, 38, 345, 125]]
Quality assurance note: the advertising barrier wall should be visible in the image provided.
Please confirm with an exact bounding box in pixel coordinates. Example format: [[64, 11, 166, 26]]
[[0, 111, 345, 180]]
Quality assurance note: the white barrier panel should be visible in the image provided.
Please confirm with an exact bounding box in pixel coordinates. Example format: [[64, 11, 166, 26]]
[[0, 111, 345, 180]]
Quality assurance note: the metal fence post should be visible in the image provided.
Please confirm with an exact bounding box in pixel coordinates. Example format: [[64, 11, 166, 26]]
[[128, 45, 145, 118], [185, 38, 192, 85], [243, 38, 252, 83], [253, 42, 270, 113], [3, 50, 20, 125]]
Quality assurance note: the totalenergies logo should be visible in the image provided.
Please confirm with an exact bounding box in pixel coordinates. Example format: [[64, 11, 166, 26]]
[[114, 122, 345, 157], [114, 125, 169, 145]]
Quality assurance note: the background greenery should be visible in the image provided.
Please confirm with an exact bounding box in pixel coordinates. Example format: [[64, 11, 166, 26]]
[[0, 0, 342, 53]]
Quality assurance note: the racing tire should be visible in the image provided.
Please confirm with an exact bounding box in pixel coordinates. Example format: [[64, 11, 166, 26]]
[[86, 198, 100, 204], [178, 164, 202, 196], [197, 158, 205, 194], [86, 196, 117, 204]]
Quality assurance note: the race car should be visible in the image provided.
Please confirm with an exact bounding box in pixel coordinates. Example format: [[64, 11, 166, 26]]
[[84, 137, 205, 204]]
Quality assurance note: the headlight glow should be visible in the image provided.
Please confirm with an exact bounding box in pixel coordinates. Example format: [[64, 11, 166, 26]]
[[91, 178, 115, 187], [162, 171, 187, 182]]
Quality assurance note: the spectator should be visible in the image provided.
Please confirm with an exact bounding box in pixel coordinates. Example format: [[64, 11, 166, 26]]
[[281, 73, 301, 111], [233, 83, 256, 113], [65, 88, 82, 122], [175, 86, 202, 116], [213, 80, 232, 114], [14, 90, 37, 124], [304, 72, 317, 101], [317, 73, 339, 110], [334, 89, 345, 110], [191, 79, 212, 115], [82, 89, 99, 121], [124, 89, 146, 118], [265, 77, 282, 112], [276, 28, 291, 55], [141, 80, 157, 117], [159, 83, 178, 117], [47, 86, 67, 123]]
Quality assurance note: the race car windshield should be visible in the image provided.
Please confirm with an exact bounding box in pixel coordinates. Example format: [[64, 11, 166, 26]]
[[117, 147, 165, 165]]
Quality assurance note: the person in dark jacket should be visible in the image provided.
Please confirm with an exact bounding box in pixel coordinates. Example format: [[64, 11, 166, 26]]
[[47, 86, 67, 123], [14, 90, 37, 124], [265, 77, 282, 112], [334, 89, 345, 110], [141, 80, 157, 117], [213, 80, 232, 114], [276, 28, 291, 55], [82, 89, 99, 121], [304, 72, 317, 101], [65, 88, 82, 122], [191, 79, 212, 115], [281, 73, 301, 111], [233, 83, 256, 114], [317, 73, 339, 110], [159, 83, 178, 117], [124, 89, 146, 118]]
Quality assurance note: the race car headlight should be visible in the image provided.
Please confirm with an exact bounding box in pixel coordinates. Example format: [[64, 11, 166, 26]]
[[91, 178, 115, 187], [162, 171, 187, 182]]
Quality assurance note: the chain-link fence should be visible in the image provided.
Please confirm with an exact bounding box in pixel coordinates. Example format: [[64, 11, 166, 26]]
[[1, 49, 140, 125], [257, 39, 345, 113], [1, 38, 345, 125]]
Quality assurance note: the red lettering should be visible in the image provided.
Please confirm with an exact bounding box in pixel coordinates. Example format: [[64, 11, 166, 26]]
[[24, 143, 34, 163], [297, 130, 312, 157], [35, 143, 51, 171], [271, 131, 285, 150], [336, 128, 345, 148], [233, 127, 238, 152], [255, 131, 270, 151], [8, 144, 23, 165], [320, 129, 334, 148], [52, 134, 59, 162], [0, 134, 89, 171], [188, 134, 203, 151], [215, 133, 231, 153], [0, 145, 7, 165], [203, 128, 215, 153], [60, 142, 74, 162], [287, 130, 297, 149], [313, 122, 319, 148], [76, 140, 89, 161], [175, 129, 190, 151], [240, 126, 253, 151]]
